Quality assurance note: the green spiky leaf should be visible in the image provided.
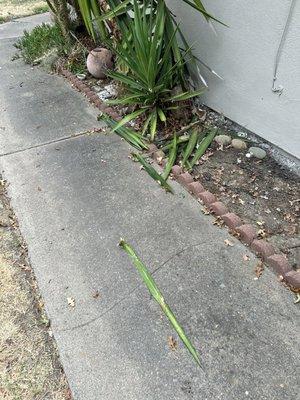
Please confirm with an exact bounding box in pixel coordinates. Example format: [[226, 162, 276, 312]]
[[119, 239, 201, 366], [131, 153, 173, 193]]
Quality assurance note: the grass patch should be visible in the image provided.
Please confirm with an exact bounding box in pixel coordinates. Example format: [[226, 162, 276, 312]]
[[15, 23, 88, 73], [32, 4, 49, 14], [0, 0, 47, 22], [15, 23, 68, 64], [0, 15, 9, 23]]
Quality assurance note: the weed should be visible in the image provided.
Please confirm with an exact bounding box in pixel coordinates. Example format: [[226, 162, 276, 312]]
[[15, 23, 68, 64], [32, 4, 49, 14]]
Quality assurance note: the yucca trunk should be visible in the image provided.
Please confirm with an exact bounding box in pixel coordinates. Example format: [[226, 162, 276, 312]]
[[46, 0, 72, 43]]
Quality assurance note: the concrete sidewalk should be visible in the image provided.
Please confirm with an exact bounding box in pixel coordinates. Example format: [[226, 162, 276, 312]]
[[0, 15, 299, 400]]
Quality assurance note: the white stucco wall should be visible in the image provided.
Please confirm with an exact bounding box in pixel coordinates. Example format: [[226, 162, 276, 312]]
[[170, 0, 300, 159]]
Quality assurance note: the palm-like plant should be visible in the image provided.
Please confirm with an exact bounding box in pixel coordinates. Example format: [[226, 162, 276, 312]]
[[105, 0, 204, 139], [76, 0, 223, 139]]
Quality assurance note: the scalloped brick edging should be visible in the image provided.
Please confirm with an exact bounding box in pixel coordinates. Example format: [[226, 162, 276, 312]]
[[166, 164, 298, 288], [59, 67, 121, 121], [58, 68, 299, 290]]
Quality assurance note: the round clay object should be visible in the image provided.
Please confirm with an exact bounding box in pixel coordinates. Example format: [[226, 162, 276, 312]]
[[86, 48, 114, 79]]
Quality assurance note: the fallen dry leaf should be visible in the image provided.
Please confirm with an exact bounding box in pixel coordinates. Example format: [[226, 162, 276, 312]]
[[254, 261, 264, 279], [257, 229, 267, 239], [213, 217, 224, 227], [168, 336, 177, 351], [224, 239, 234, 247], [67, 297, 75, 308], [201, 207, 210, 215], [92, 290, 100, 299], [243, 254, 250, 261]]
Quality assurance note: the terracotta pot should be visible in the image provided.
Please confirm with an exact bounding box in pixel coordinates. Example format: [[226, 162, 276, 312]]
[[86, 48, 114, 79]]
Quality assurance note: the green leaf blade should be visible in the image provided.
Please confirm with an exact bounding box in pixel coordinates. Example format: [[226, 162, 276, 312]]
[[119, 240, 201, 366]]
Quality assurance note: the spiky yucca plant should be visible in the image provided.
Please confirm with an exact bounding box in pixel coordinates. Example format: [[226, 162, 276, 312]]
[[105, 0, 205, 140]]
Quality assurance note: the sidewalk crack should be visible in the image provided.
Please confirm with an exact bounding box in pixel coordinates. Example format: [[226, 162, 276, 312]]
[[58, 241, 205, 333], [0, 128, 108, 157]]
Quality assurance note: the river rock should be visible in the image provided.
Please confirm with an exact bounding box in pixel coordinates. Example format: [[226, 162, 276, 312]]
[[87, 48, 114, 79], [232, 138, 247, 150], [214, 134, 231, 146], [249, 147, 267, 159]]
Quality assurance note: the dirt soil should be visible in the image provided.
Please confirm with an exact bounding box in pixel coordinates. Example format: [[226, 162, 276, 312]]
[[191, 125, 300, 270], [0, 178, 71, 399], [0, 0, 47, 22]]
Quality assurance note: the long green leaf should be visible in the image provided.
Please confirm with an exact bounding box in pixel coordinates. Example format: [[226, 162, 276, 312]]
[[182, 126, 199, 165], [162, 134, 177, 180], [131, 153, 173, 193], [161, 135, 190, 152], [189, 127, 218, 168], [150, 110, 158, 142], [119, 239, 201, 366], [180, 0, 227, 26], [111, 109, 146, 132], [94, 0, 132, 21], [100, 114, 148, 150], [166, 89, 205, 102]]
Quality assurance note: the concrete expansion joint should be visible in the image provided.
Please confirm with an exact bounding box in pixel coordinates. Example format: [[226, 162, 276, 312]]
[[59, 68, 300, 291], [0, 128, 111, 158], [58, 242, 207, 333], [58, 285, 141, 333]]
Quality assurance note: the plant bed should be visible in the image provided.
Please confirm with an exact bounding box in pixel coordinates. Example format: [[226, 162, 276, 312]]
[[189, 135, 300, 270]]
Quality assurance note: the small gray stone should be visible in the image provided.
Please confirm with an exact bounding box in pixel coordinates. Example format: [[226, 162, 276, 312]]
[[249, 147, 267, 159], [232, 138, 247, 150], [214, 134, 231, 146]]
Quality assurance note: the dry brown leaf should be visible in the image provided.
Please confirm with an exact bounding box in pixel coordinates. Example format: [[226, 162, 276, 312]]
[[213, 217, 224, 227], [243, 254, 250, 261], [254, 262, 264, 279], [168, 336, 177, 351], [201, 207, 210, 215], [224, 239, 234, 247], [92, 290, 100, 299], [257, 229, 267, 239], [67, 297, 75, 307], [283, 213, 295, 223]]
